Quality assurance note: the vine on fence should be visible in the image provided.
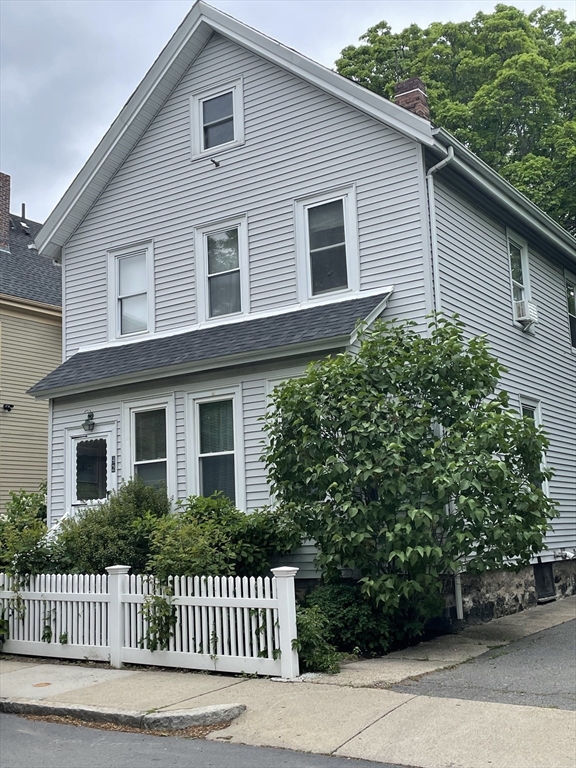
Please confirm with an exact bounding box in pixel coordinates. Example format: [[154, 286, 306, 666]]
[[139, 584, 177, 652]]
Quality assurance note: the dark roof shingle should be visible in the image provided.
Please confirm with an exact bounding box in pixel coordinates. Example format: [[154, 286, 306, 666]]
[[29, 292, 390, 396], [1, 215, 62, 306]]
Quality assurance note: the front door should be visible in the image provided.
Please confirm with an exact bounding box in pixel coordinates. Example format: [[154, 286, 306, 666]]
[[68, 427, 117, 515]]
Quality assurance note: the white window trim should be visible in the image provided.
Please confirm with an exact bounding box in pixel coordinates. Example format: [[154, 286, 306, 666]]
[[190, 78, 245, 159], [194, 215, 250, 323], [295, 186, 360, 304], [518, 395, 549, 496], [121, 394, 176, 499], [65, 421, 118, 516], [107, 241, 155, 341], [506, 229, 532, 328], [564, 268, 576, 353], [185, 386, 245, 511]]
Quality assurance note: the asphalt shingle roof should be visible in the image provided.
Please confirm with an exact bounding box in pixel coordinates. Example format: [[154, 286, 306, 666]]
[[29, 292, 389, 396], [1, 215, 62, 306]]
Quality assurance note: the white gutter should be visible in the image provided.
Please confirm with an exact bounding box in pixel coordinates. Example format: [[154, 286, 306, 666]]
[[425, 145, 455, 312]]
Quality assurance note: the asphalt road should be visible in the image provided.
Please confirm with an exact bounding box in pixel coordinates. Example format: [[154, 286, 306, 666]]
[[0, 714, 408, 768], [394, 618, 576, 710]]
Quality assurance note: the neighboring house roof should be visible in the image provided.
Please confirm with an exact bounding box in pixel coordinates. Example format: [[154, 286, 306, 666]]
[[29, 291, 392, 398], [1, 215, 62, 307]]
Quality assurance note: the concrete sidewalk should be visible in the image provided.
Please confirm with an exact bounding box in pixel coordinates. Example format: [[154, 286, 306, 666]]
[[1, 597, 575, 768]]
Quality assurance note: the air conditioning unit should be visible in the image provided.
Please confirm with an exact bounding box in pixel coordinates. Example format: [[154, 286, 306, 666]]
[[514, 300, 538, 326]]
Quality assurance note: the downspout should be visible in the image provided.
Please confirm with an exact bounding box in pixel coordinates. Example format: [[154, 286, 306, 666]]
[[425, 146, 464, 620], [426, 145, 454, 313]]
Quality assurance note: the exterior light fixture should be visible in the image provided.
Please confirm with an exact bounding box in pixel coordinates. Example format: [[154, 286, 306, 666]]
[[82, 411, 95, 432], [2, 404, 14, 412]]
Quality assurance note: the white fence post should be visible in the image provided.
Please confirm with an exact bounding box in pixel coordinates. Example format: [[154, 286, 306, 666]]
[[271, 566, 299, 679], [106, 565, 130, 668]]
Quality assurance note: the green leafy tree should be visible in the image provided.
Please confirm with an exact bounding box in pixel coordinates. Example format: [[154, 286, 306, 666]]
[[336, 4, 576, 233], [264, 317, 557, 629]]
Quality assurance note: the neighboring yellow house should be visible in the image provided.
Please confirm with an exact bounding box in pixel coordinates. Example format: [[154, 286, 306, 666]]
[[0, 172, 62, 510]]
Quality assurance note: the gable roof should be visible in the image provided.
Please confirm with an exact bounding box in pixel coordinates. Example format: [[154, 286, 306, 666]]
[[28, 291, 391, 398], [34, 0, 433, 261], [34, 1, 575, 266], [0, 214, 62, 307]]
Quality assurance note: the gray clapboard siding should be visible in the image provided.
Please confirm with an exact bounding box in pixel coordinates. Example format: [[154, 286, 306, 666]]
[[48, 362, 313, 526], [62, 32, 428, 358], [434, 179, 576, 553]]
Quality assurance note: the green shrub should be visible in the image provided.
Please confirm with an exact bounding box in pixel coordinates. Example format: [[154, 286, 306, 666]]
[[0, 482, 49, 574], [51, 477, 170, 574], [294, 605, 340, 674], [148, 494, 301, 580], [303, 583, 391, 655]]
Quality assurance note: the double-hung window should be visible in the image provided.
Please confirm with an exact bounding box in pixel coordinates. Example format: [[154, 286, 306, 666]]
[[566, 276, 576, 348], [108, 242, 154, 339], [519, 397, 548, 493], [191, 79, 244, 157], [122, 396, 174, 495], [507, 232, 533, 325], [134, 409, 167, 487], [296, 187, 359, 302], [195, 217, 248, 321], [188, 389, 243, 507]]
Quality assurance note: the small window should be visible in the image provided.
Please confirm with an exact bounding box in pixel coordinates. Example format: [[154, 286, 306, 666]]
[[134, 409, 167, 487], [191, 80, 244, 158], [566, 278, 576, 348], [198, 399, 235, 502], [75, 438, 107, 502], [108, 242, 154, 340], [203, 92, 234, 149], [296, 187, 359, 302], [507, 232, 532, 324], [195, 216, 248, 322]]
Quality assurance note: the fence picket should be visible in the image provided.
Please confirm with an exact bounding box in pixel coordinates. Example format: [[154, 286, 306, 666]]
[[0, 566, 298, 677]]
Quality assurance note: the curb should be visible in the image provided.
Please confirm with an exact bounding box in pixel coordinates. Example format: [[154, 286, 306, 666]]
[[0, 697, 246, 730]]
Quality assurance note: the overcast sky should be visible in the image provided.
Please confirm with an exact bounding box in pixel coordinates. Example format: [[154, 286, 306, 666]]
[[2, 0, 575, 222]]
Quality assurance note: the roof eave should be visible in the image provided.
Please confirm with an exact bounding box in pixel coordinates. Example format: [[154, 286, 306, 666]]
[[35, 1, 433, 259], [432, 128, 576, 265], [29, 334, 351, 400]]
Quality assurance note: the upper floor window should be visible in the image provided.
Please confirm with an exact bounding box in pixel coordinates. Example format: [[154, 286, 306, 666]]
[[195, 216, 249, 322], [566, 276, 576, 348], [296, 187, 359, 302], [507, 231, 535, 327], [108, 242, 154, 340], [191, 79, 244, 158]]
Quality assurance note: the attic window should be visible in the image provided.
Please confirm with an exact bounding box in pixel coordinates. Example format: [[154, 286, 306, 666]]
[[191, 79, 244, 158]]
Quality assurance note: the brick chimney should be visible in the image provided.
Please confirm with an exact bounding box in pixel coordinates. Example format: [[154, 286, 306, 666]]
[[0, 172, 10, 252], [394, 77, 430, 121]]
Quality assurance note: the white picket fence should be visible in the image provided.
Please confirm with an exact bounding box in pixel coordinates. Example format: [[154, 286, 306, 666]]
[[0, 565, 299, 678]]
